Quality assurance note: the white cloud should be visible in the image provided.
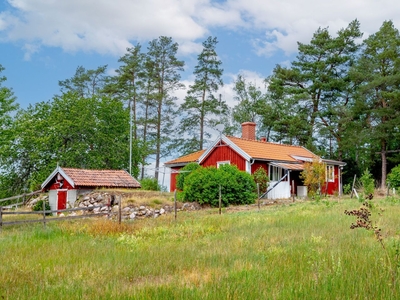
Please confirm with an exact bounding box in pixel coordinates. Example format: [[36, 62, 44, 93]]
[[229, 0, 400, 56], [2, 0, 400, 65]]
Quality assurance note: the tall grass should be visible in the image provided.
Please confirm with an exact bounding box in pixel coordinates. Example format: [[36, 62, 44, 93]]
[[0, 198, 399, 299]]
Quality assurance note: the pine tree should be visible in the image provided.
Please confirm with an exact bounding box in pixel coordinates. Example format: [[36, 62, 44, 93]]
[[147, 36, 185, 180], [178, 36, 227, 154], [350, 20, 400, 189]]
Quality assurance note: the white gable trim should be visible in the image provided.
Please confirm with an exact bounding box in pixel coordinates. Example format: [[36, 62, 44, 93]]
[[198, 134, 252, 165], [41, 166, 75, 189]]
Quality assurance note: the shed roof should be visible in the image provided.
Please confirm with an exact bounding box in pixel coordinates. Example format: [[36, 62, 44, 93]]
[[41, 167, 141, 190]]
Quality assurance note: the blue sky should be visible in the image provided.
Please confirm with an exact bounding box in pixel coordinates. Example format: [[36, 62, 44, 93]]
[[2, 0, 400, 109]]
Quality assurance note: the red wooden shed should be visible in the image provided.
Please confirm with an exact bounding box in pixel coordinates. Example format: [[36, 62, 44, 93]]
[[165, 122, 346, 199], [41, 167, 141, 212]]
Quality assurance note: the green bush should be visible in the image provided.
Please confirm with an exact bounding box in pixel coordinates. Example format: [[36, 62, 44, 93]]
[[182, 164, 256, 207], [360, 169, 374, 197], [139, 177, 161, 191], [176, 162, 200, 191], [32, 200, 51, 215], [252, 166, 269, 194], [388, 165, 400, 189], [343, 183, 352, 195]]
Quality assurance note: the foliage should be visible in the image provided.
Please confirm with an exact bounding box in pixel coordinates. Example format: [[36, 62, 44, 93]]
[[388, 165, 400, 189], [182, 164, 256, 206], [360, 169, 375, 197], [300, 158, 326, 197], [176, 162, 200, 191], [252, 166, 269, 194], [139, 177, 161, 191], [345, 201, 400, 288], [350, 20, 400, 189], [343, 183, 352, 195], [267, 20, 362, 152], [32, 200, 51, 215], [0, 92, 137, 194]]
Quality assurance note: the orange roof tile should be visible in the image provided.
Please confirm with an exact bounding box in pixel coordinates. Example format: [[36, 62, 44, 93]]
[[164, 150, 205, 165], [63, 168, 141, 188], [226, 136, 316, 162]]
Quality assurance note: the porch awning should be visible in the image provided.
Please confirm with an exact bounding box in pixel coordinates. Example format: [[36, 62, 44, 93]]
[[270, 162, 304, 171]]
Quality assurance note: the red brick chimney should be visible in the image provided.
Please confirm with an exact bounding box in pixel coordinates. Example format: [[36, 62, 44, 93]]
[[241, 122, 256, 140]]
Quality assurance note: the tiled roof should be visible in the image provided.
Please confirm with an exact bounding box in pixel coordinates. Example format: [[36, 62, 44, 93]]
[[226, 136, 315, 162], [164, 150, 205, 165], [62, 168, 141, 188]]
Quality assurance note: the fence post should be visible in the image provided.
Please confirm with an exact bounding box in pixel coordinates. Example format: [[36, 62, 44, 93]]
[[257, 183, 260, 211], [118, 195, 122, 225], [219, 185, 222, 215], [42, 200, 46, 227], [174, 189, 177, 221]]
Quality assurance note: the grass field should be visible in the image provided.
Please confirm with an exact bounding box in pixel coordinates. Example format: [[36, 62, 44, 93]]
[[1, 196, 400, 299]]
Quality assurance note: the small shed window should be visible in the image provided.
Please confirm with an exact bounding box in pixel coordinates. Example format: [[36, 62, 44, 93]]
[[326, 165, 335, 182], [270, 166, 283, 181], [217, 161, 230, 168]]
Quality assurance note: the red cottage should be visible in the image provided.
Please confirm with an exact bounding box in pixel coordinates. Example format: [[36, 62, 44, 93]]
[[165, 122, 346, 199], [41, 167, 141, 212]]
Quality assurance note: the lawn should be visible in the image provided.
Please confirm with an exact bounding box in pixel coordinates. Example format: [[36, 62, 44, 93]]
[[1, 196, 400, 299]]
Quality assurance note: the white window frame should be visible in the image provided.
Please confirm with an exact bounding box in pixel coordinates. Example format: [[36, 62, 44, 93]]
[[270, 165, 283, 181], [326, 165, 335, 182], [217, 161, 230, 168]]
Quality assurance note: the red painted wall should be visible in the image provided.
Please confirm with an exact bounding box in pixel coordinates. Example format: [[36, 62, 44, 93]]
[[202, 145, 246, 170], [48, 177, 74, 190], [322, 165, 339, 195], [251, 162, 268, 174]]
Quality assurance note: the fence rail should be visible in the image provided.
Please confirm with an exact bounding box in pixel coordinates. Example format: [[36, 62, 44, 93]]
[[0, 190, 42, 204], [0, 204, 114, 228]]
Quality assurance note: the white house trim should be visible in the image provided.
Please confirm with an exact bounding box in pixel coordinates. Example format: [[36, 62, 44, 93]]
[[198, 134, 252, 164], [41, 166, 75, 189]]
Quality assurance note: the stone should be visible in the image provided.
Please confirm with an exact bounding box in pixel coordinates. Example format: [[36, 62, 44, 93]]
[[129, 212, 136, 219], [160, 208, 165, 215]]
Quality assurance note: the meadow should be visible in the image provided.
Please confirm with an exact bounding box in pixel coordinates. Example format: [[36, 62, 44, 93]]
[[1, 196, 400, 299]]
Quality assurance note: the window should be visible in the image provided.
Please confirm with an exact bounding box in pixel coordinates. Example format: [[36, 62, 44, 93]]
[[270, 166, 283, 181], [326, 165, 335, 182], [217, 161, 230, 168]]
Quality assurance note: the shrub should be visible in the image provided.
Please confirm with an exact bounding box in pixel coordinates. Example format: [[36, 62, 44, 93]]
[[176, 162, 200, 191], [360, 169, 374, 198], [252, 166, 269, 194], [140, 177, 160, 191], [182, 164, 256, 207], [300, 158, 326, 197], [32, 200, 51, 215], [387, 165, 400, 189], [343, 183, 352, 195]]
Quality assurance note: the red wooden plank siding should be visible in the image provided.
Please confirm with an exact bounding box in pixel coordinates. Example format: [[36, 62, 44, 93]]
[[322, 165, 339, 195], [202, 145, 246, 170], [251, 161, 269, 174]]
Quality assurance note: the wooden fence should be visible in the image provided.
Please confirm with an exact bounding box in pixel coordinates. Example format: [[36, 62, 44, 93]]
[[0, 196, 123, 228], [0, 190, 42, 208]]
